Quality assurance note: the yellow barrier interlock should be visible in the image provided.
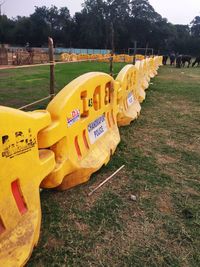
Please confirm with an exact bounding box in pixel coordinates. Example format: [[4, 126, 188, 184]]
[[154, 57, 160, 71], [135, 60, 146, 103], [156, 56, 162, 68], [159, 56, 163, 66], [38, 72, 120, 190], [154, 57, 159, 76], [142, 59, 150, 89], [116, 64, 141, 126], [0, 107, 55, 267]]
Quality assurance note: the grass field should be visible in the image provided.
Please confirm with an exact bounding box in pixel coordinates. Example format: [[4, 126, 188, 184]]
[[1, 63, 200, 266], [0, 62, 126, 109]]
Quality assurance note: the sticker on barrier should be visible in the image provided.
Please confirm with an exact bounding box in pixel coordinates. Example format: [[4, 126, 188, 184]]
[[38, 72, 120, 190], [127, 92, 135, 107], [0, 107, 55, 267], [116, 64, 142, 126], [88, 114, 108, 144], [67, 109, 81, 127]]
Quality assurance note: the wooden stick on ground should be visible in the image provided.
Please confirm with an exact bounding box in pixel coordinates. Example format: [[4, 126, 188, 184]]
[[88, 165, 125, 196]]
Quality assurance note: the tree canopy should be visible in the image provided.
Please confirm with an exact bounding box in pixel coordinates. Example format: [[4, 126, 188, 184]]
[[0, 0, 200, 55]]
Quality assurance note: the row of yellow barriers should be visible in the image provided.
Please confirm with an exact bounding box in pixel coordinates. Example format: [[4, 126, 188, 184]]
[[61, 53, 145, 63], [0, 56, 162, 266]]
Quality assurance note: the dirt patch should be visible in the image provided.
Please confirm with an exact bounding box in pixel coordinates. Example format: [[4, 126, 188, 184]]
[[75, 221, 89, 233], [183, 187, 200, 197], [156, 154, 178, 165], [166, 139, 178, 148], [171, 99, 194, 115], [140, 190, 151, 199], [156, 193, 173, 214], [166, 137, 200, 154], [44, 237, 65, 249], [159, 74, 184, 82], [185, 73, 200, 81], [132, 126, 171, 151]]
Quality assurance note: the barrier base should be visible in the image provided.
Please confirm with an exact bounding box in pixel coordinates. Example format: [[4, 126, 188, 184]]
[[117, 101, 141, 126], [52, 126, 120, 190], [0, 210, 39, 267]]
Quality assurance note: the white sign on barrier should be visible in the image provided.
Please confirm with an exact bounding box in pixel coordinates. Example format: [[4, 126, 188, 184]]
[[127, 92, 135, 107], [88, 114, 108, 144]]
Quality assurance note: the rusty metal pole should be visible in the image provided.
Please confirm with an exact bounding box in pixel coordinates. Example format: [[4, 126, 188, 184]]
[[48, 37, 55, 99], [145, 42, 149, 58], [110, 22, 114, 77], [133, 41, 137, 65]]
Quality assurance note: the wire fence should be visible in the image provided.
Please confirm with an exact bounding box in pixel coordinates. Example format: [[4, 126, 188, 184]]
[[0, 46, 126, 111], [0, 56, 112, 71]]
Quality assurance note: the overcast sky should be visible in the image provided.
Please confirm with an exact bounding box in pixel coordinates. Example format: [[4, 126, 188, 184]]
[[2, 0, 200, 25]]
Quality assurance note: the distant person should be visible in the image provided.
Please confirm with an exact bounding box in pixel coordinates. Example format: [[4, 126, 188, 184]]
[[162, 55, 168, 65], [25, 42, 34, 64], [176, 54, 182, 68], [170, 52, 176, 66]]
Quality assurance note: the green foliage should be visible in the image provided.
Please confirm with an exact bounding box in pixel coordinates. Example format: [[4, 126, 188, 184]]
[[191, 16, 200, 37], [1, 0, 200, 54]]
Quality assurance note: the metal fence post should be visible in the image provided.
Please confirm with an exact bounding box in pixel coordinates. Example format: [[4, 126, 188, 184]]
[[145, 42, 149, 58], [133, 41, 137, 65], [110, 23, 114, 77], [48, 37, 55, 100]]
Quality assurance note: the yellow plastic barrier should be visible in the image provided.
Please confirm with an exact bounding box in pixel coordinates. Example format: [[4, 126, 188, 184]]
[[0, 56, 162, 266], [157, 56, 163, 67], [60, 53, 150, 64], [38, 72, 120, 190], [153, 57, 159, 75], [135, 54, 145, 61], [148, 57, 157, 78], [135, 60, 146, 103], [0, 107, 55, 267], [61, 53, 78, 62], [116, 65, 141, 126], [155, 56, 162, 69], [60, 53, 148, 64]]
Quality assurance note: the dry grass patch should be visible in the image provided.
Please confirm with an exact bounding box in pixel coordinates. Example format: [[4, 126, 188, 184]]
[[156, 192, 174, 214]]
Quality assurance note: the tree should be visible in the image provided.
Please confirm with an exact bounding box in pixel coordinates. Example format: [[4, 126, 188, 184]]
[[129, 0, 162, 23], [191, 16, 200, 37], [0, 1, 200, 55], [0, 15, 15, 44], [12, 16, 32, 45], [73, 0, 107, 48]]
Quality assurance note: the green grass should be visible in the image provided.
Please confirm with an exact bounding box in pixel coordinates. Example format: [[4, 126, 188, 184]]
[[1, 64, 200, 266], [0, 62, 125, 109]]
